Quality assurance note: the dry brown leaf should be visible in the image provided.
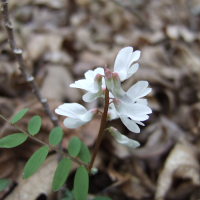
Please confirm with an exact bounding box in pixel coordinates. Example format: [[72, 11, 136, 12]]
[[4, 155, 57, 200], [25, 34, 63, 62], [155, 143, 200, 200], [40, 65, 81, 102]]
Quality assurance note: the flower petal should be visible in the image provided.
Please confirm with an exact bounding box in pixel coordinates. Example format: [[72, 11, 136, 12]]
[[126, 63, 139, 80], [127, 81, 151, 101], [63, 117, 87, 129], [55, 103, 87, 119], [120, 116, 140, 133], [82, 92, 99, 102], [108, 127, 140, 148], [107, 103, 119, 120], [128, 50, 141, 65], [114, 47, 133, 74]]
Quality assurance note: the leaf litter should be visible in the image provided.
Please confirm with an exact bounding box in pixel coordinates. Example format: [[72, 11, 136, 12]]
[[1, 0, 200, 199]]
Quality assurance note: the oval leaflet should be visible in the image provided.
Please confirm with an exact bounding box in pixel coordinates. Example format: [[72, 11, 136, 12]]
[[49, 127, 63, 146], [52, 158, 71, 191], [74, 166, 89, 200], [23, 146, 49, 179], [0, 133, 27, 148], [68, 136, 81, 157], [11, 108, 28, 124], [28, 115, 42, 135]]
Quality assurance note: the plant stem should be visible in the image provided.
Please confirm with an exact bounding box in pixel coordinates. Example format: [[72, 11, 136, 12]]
[[88, 88, 109, 171], [0, 114, 89, 169]]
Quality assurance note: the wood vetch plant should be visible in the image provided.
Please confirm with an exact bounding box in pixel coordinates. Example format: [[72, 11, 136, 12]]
[[0, 47, 152, 200]]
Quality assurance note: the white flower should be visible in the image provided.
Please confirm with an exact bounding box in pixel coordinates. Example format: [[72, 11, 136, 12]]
[[55, 103, 98, 129], [107, 80, 152, 133], [114, 46, 140, 82], [105, 68, 132, 104], [108, 127, 140, 148], [112, 98, 152, 133], [70, 67, 105, 102]]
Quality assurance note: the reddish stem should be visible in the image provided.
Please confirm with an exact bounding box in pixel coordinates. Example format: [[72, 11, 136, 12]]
[[88, 88, 109, 171]]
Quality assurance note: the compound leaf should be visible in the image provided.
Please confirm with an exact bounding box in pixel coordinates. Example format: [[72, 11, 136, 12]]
[[78, 142, 90, 164], [68, 137, 81, 157], [49, 127, 63, 146], [74, 166, 89, 200], [52, 158, 71, 191], [28, 115, 42, 135], [11, 108, 28, 123], [0, 133, 27, 148], [23, 146, 49, 179]]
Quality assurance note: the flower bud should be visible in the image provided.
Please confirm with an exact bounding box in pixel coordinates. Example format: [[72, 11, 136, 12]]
[[108, 126, 140, 148]]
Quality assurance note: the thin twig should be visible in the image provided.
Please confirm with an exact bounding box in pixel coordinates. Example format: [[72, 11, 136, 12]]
[[110, 0, 153, 32], [0, 114, 89, 169], [0, 0, 63, 160]]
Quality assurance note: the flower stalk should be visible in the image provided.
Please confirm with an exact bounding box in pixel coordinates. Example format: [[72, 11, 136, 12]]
[[88, 87, 109, 171]]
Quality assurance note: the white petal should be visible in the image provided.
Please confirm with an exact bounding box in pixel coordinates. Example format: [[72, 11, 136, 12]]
[[84, 70, 95, 80], [107, 103, 119, 120], [55, 103, 87, 119], [129, 50, 141, 64], [136, 99, 148, 105], [127, 81, 151, 100], [114, 47, 133, 74], [70, 79, 99, 93], [126, 63, 139, 80], [82, 92, 99, 102], [120, 116, 140, 133], [63, 117, 87, 129], [109, 127, 140, 148], [94, 67, 104, 76]]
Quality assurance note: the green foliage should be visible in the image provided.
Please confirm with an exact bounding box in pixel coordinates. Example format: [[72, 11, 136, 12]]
[[23, 146, 49, 179], [11, 108, 28, 123], [61, 188, 75, 200], [52, 158, 71, 191], [68, 137, 81, 157], [28, 115, 42, 135], [49, 127, 63, 146], [74, 166, 89, 200], [78, 142, 90, 164], [92, 197, 112, 200], [0, 179, 10, 192], [0, 133, 27, 148]]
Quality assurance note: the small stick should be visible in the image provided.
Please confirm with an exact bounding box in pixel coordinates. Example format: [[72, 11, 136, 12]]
[[0, 0, 63, 159]]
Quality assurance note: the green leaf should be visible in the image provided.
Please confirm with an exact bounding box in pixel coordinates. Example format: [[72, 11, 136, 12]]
[[78, 142, 90, 164], [11, 108, 28, 123], [0, 179, 10, 192], [0, 133, 27, 148], [74, 166, 89, 200], [68, 137, 81, 157], [28, 115, 42, 135], [52, 158, 71, 191], [49, 127, 63, 146], [23, 146, 49, 179], [92, 197, 112, 200]]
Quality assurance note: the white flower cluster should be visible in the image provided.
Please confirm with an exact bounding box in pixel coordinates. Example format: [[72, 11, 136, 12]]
[[55, 47, 152, 148]]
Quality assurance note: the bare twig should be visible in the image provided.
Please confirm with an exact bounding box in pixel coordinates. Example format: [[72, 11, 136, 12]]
[[110, 0, 153, 32], [0, 114, 89, 169], [0, 0, 63, 158]]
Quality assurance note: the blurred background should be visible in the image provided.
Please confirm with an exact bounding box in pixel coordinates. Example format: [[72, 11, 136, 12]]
[[0, 0, 200, 199]]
